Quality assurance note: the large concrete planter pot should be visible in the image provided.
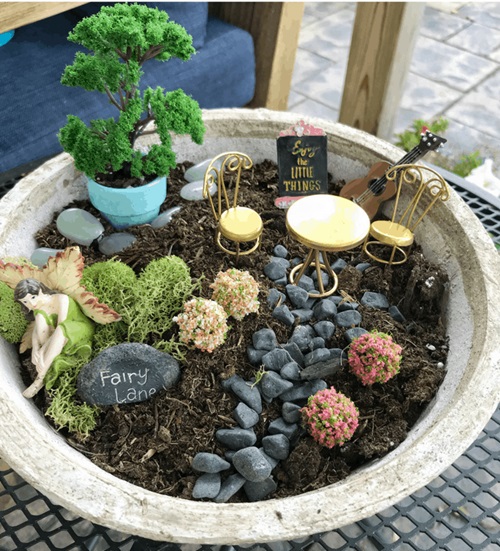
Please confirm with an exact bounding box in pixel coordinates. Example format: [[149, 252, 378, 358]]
[[0, 109, 499, 544]]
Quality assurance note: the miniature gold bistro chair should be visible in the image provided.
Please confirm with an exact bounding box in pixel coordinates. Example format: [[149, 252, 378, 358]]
[[363, 164, 450, 265], [203, 152, 263, 258]]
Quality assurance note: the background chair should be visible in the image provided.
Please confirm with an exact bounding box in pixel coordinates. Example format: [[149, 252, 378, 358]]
[[363, 164, 450, 265], [203, 152, 263, 259]]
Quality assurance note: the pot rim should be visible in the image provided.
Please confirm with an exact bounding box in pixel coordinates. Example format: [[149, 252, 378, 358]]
[[0, 108, 499, 544]]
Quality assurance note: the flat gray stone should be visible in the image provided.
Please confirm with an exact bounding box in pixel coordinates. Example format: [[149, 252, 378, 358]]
[[215, 428, 257, 450], [268, 417, 299, 441], [77, 343, 180, 406], [180, 180, 216, 201], [184, 157, 222, 182], [313, 299, 337, 320], [273, 244, 289, 258], [253, 328, 278, 351], [264, 257, 290, 280], [331, 258, 347, 273], [355, 262, 371, 272], [150, 206, 182, 228], [229, 376, 263, 414], [244, 477, 277, 502], [267, 288, 286, 309], [192, 473, 221, 499], [259, 448, 279, 470], [56, 208, 104, 246], [262, 434, 290, 460], [345, 327, 369, 343], [296, 274, 315, 291], [311, 270, 330, 288], [262, 348, 293, 372], [233, 402, 260, 429], [214, 473, 246, 503], [313, 320, 335, 339], [304, 347, 331, 367], [260, 372, 294, 400], [337, 301, 359, 313], [310, 337, 326, 350], [192, 453, 231, 473], [282, 401, 302, 424], [247, 346, 267, 366], [280, 380, 328, 403], [289, 325, 315, 351], [30, 247, 64, 268], [98, 232, 137, 255], [361, 291, 390, 310], [291, 308, 314, 323], [232, 447, 272, 482], [282, 342, 305, 367], [389, 305, 406, 323], [280, 361, 302, 382], [336, 309, 362, 328], [286, 284, 310, 308], [272, 304, 295, 326]]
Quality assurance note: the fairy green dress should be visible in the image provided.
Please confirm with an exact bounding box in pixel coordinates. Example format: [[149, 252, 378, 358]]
[[34, 296, 94, 390]]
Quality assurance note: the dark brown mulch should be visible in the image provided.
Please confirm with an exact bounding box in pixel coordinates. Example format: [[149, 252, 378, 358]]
[[32, 160, 448, 501]]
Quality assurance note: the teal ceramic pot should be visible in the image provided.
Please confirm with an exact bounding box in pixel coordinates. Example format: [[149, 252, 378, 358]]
[[87, 175, 167, 229]]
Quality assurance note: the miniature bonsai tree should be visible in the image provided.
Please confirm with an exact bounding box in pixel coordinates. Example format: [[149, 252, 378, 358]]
[[348, 330, 403, 385], [58, 3, 205, 186], [301, 387, 359, 448]]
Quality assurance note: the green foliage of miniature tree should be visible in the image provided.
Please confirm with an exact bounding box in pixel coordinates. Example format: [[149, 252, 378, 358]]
[[58, 3, 205, 185], [0, 281, 28, 343]]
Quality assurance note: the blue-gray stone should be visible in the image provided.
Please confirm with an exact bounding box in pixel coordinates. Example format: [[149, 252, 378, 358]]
[[262, 434, 290, 460], [291, 308, 314, 323], [337, 301, 359, 313], [280, 361, 301, 382], [268, 417, 299, 441], [304, 348, 331, 367], [259, 448, 279, 470], [98, 232, 137, 255], [264, 257, 290, 281], [311, 270, 329, 288], [214, 473, 246, 503], [290, 257, 302, 268], [247, 346, 267, 366], [273, 244, 289, 258], [279, 380, 328, 403], [267, 288, 286, 309], [150, 206, 182, 228], [215, 428, 257, 450], [262, 348, 293, 372], [232, 447, 272, 482], [184, 157, 222, 182], [282, 342, 305, 368], [296, 274, 315, 291], [180, 180, 216, 201], [192, 473, 221, 499], [221, 374, 238, 392], [56, 208, 104, 246], [230, 376, 263, 413], [192, 453, 231, 473], [253, 328, 278, 351], [313, 299, 337, 321], [77, 343, 180, 406], [345, 327, 369, 343], [244, 477, 277, 502], [331, 258, 347, 273], [336, 310, 362, 328], [289, 325, 315, 351], [282, 402, 302, 424], [286, 284, 309, 308], [389, 305, 406, 323], [328, 296, 343, 305], [224, 450, 236, 463], [310, 337, 326, 350], [361, 291, 390, 310], [313, 321, 335, 339], [233, 402, 260, 429], [272, 304, 295, 326], [30, 247, 64, 268], [356, 262, 371, 272], [305, 296, 318, 309], [260, 372, 294, 399], [274, 276, 288, 286], [329, 348, 345, 361]]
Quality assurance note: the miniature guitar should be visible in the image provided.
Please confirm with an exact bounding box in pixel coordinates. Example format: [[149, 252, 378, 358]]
[[340, 128, 447, 219]]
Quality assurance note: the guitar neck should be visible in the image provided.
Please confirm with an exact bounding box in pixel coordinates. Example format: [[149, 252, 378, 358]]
[[371, 146, 427, 194]]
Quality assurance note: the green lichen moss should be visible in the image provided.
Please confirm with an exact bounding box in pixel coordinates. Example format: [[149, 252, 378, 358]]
[[0, 282, 28, 343]]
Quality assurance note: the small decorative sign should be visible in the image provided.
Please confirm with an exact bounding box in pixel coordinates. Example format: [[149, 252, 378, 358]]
[[276, 120, 328, 202], [77, 342, 180, 406]]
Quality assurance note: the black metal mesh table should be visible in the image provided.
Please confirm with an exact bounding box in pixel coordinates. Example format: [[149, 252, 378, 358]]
[[1, 171, 499, 551]]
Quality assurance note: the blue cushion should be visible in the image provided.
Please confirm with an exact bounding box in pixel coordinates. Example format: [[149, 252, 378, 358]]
[[72, 2, 208, 49], [0, 13, 255, 174]]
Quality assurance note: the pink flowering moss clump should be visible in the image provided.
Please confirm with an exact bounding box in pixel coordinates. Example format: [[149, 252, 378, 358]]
[[348, 330, 403, 386], [210, 268, 259, 321], [301, 387, 359, 448], [173, 298, 229, 353]]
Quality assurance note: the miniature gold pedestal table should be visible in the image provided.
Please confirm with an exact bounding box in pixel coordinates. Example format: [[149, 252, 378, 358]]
[[286, 195, 371, 297]]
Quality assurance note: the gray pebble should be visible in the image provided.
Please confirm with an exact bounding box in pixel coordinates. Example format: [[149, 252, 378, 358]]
[[260, 372, 294, 400], [336, 310, 362, 327], [192, 473, 221, 499], [289, 325, 315, 351], [291, 308, 314, 323], [337, 301, 359, 312], [268, 417, 299, 441], [98, 232, 136, 255], [247, 346, 267, 366], [356, 262, 371, 272], [280, 380, 328, 403], [389, 305, 406, 323], [262, 434, 290, 460], [331, 258, 347, 273], [262, 348, 293, 372], [313, 320, 335, 339], [253, 328, 278, 351], [192, 452, 231, 473], [304, 347, 331, 367], [328, 348, 345, 361], [290, 256, 302, 268], [286, 284, 309, 308], [282, 342, 305, 367], [282, 401, 302, 424], [273, 244, 289, 258], [244, 477, 277, 502], [232, 447, 272, 482], [216, 428, 257, 450], [328, 296, 343, 305], [231, 377, 263, 413], [280, 361, 302, 382], [345, 327, 369, 343], [310, 336, 326, 350], [233, 402, 260, 429], [264, 257, 290, 280], [267, 289, 286, 309], [274, 276, 288, 286], [214, 473, 246, 503], [258, 448, 279, 469], [311, 270, 330, 288], [296, 274, 315, 291], [361, 291, 390, 310], [272, 304, 295, 326], [313, 299, 337, 321]]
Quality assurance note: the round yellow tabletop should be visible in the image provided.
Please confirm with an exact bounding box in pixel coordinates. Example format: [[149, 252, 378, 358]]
[[286, 194, 371, 251]]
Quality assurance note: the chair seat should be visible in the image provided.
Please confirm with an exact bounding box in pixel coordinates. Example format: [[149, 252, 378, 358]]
[[220, 207, 263, 242], [369, 220, 414, 247]]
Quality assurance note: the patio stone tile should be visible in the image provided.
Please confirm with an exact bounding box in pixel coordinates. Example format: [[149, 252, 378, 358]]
[[445, 91, 500, 140], [288, 99, 339, 123], [400, 73, 462, 117], [410, 36, 498, 91], [427, 3, 469, 15], [392, 107, 428, 139], [303, 2, 355, 22], [291, 49, 336, 87], [299, 8, 355, 55], [287, 90, 307, 111], [301, 11, 318, 29], [292, 60, 348, 111], [420, 6, 470, 40], [490, 48, 500, 61], [476, 68, 500, 99], [458, 2, 500, 30], [447, 22, 500, 56]]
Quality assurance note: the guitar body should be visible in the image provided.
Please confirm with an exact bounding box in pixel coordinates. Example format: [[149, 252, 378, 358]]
[[340, 162, 397, 219]]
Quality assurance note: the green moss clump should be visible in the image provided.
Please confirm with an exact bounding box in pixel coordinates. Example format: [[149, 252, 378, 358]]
[[128, 256, 195, 342], [0, 282, 28, 343]]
